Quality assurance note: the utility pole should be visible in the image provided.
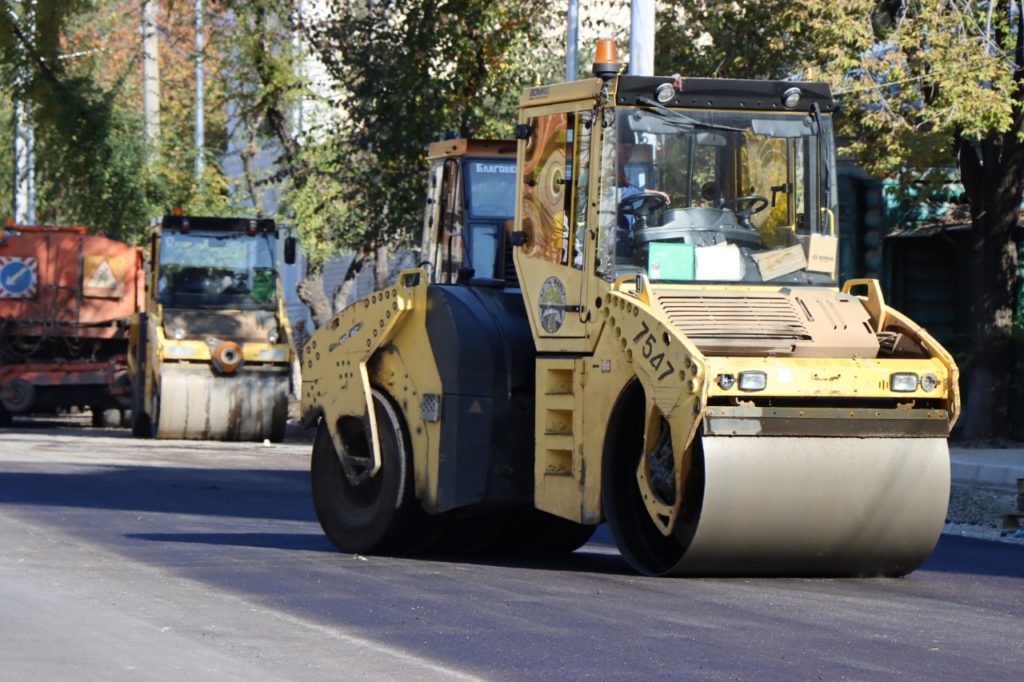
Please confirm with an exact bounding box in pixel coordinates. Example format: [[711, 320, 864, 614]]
[[142, 0, 161, 146], [565, 0, 579, 81], [628, 0, 655, 76], [13, 101, 35, 226], [194, 0, 204, 183], [10, 1, 35, 224]]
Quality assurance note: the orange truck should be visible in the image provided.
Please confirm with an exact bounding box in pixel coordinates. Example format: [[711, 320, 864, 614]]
[[0, 224, 144, 425]]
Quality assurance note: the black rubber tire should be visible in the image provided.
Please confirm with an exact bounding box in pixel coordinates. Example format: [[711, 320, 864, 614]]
[[602, 381, 688, 576], [131, 410, 152, 438], [311, 389, 433, 555], [131, 387, 157, 438]]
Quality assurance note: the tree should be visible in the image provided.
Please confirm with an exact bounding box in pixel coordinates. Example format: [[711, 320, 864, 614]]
[[251, 0, 562, 326], [0, 1, 237, 241], [657, 0, 1024, 439]]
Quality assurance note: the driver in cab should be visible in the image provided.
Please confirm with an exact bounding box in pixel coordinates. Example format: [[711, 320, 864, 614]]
[[616, 144, 670, 256]]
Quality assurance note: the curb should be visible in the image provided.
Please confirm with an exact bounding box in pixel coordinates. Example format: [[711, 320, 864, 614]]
[[950, 450, 1024, 491]]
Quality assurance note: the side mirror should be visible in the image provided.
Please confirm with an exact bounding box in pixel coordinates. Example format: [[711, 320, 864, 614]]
[[284, 236, 296, 265]]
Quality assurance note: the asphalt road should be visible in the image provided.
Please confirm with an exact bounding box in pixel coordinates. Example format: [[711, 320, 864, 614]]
[[1, 422, 1022, 680]]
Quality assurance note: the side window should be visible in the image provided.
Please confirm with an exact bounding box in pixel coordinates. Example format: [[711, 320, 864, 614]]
[[595, 120, 618, 279], [572, 111, 592, 269], [438, 158, 463, 282], [521, 113, 572, 265]]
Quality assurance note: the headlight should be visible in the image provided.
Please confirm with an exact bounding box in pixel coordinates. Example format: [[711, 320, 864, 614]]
[[782, 87, 801, 108], [717, 373, 736, 389], [267, 328, 280, 344], [890, 372, 919, 392], [655, 83, 675, 103], [920, 373, 939, 392], [173, 327, 186, 340], [738, 371, 767, 391]]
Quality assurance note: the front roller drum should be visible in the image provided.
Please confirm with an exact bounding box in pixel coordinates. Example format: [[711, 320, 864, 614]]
[[605, 431, 950, 577], [155, 364, 288, 441]]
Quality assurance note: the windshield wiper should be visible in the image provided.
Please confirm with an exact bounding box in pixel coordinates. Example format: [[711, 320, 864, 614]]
[[635, 97, 744, 132]]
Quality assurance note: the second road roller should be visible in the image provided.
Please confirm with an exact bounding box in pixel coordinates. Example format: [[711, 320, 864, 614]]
[[299, 41, 959, 576], [130, 214, 295, 441]]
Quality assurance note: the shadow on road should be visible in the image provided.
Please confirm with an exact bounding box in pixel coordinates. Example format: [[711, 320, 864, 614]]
[[2, 458, 1021, 580], [0, 467, 315, 522], [924, 535, 1024, 578], [126, 531, 336, 552]]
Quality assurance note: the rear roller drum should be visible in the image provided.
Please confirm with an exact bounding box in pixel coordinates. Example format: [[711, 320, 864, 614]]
[[312, 388, 436, 555]]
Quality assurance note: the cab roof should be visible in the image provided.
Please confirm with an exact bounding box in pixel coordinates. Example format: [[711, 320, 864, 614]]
[[615, 76, 834, 112], [426, 138, 516, 160], [518, 75, 834, 113], [157, 215, 277, 234]]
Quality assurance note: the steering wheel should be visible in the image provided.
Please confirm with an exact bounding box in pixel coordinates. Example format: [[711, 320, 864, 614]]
[[620, 192, 670, 217], [720, 195, 769, 226], [619, 192, 670, 233]]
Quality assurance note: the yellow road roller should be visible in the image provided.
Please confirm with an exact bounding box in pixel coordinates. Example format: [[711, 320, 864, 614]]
[[130, 214, 295, 441], [300, 44, 959, 576]]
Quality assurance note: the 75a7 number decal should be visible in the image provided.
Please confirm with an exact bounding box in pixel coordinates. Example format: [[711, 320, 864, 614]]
[[632, 321, 676, 381]]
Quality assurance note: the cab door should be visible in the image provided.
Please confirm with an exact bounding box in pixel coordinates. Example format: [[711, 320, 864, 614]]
[[513, 108, 593, 352]]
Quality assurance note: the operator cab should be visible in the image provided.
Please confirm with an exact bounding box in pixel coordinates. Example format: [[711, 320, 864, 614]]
[[421, 139, 518, 285], [603, 79, 839, 287], [153, 216, 280, 311]]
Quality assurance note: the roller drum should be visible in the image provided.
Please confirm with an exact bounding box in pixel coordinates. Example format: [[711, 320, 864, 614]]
[[156, 364, 288, 441], [666, 436, 950, 576]]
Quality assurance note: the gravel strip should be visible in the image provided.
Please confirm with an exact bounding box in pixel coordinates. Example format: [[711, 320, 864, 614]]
[[945, 484, 1024, 545]]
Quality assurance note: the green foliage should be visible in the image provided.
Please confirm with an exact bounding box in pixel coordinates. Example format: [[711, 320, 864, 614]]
[[656, 1, 1022, 199], [288, 0, 561, 267], [0, 1, 238, 242]]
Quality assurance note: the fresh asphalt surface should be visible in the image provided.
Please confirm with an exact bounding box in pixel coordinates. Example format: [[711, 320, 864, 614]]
[[0, 422, 1022, 680]]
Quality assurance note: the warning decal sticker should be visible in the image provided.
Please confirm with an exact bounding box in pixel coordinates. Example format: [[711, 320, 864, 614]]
[[83, 255, 126, 298], [0, 257, 38, 299]]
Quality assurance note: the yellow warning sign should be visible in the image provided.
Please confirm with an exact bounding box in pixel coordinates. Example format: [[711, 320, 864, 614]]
[[83, 255, 125, 298]]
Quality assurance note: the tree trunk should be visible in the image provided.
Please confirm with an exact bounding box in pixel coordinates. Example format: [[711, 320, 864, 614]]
[[331, 250, 368, 313], [957, 130, 1024, 439], [296, 267, 331, 330], [374, 244, 391, 289]]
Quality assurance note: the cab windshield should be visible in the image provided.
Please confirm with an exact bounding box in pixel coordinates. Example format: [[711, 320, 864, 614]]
[[463, 156, 516, 279], [599, 107, 838, 285], [157, 230, 278, 310]]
